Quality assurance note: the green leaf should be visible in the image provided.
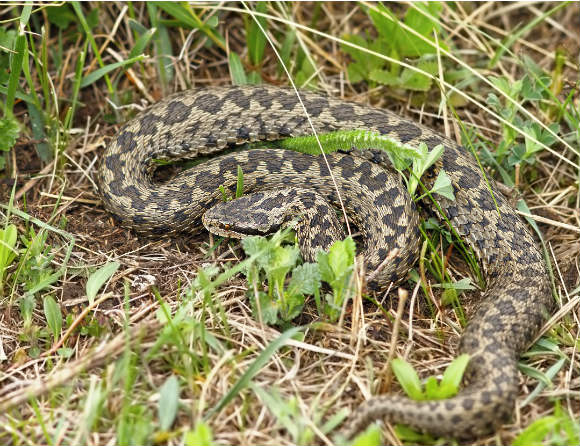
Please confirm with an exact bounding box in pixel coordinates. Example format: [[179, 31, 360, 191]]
[[158, 375, 180, 431], [26, 102, 51, 162], [513, 416, 561, 446], [80, 55, 145, 88], [155, 2, 225, 49], [86, 261, 120, 304], [288, 263, 320, 296], [235, 165, 244, 198], [422, 143, 444, 172], [441, 287, 457, 306], [423, 376, 439, 398], [246, 1, 267, 66], [5, 31, 26, 117], [269, 245, 300, 277], [206, 326, 303, 418], [277, 29, 296, 75], [46, 3, 76, 29], [438, 354, 470, 398], [430, 169, 455, 200], [19, 294, 36, 325], [242, 235, 273, 258], [128, 18, 149, 35], [351, 423, 382, 446], [250, 290, 279, 325], [0, 224, 18, 271], [368, 68, 400, 86], [184, 422, 214, 446], [128, 27, 157, 60], [327, 237, 355, 279], [391, 357, 424, 400], [438, 278, 474, 291], [341, 33, 386, 83], [228, 51, 247, 85], [0, 117, 20, 152], [252, 386, 305, 442], [43, 295, 63, 341]]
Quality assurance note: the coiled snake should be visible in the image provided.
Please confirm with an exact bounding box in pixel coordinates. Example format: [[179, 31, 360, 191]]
[[97, 85, 553, 439]]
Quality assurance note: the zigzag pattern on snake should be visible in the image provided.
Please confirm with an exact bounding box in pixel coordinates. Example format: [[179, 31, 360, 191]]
[[97, 85, 553, 439]]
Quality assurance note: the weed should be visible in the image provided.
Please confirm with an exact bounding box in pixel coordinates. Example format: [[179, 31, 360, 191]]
[[342, 3, 444, 91], [513, 402, 580, 446]]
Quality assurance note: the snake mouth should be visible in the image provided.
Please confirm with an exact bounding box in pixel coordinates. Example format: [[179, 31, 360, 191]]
[[202, 212, 284, 239]]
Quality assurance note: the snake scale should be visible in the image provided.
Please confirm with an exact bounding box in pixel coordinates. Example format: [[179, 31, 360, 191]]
[[97, 85, 553, 439]]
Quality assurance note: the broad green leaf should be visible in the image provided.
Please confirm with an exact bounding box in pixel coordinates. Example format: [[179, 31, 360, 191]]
[[391, 357, 424, 400], [250, 291, 279, 325], [513, 416, 561, 446], [422, 143, 444, 172], [328, 237, 355, 279], [438, 278, 475, 291], [269, 245, 300, 276], [184, 422, 214, 446], [0, 224, 18, 270], [423, 376, 439, 398], [242, 235, 273, 260], [431, 169, 455, 200], [158, 375, 180, 431], [368, 68, 399, 86], [228, 52, 247, 85], [288, 263, 320, 295], [439, 354, 470, 397], [46, 3, 76, 29], [86, 261, 120, 303], [0, 118, 20, 152], [351, 423, 382, 446], [43, 295, 63, 341]]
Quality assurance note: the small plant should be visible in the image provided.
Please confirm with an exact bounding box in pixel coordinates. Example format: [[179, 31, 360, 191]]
[[0, 223, 18, 294], [315, 237, 356, 322], [391, 354, 470, 401], [17, 227, 57, 294], [389, 354, 470, 442], [238, 227, 362, 325], [513, 402, 579, 446], [482, 57, 561, 184], [252, 385, 347, 446], [342, 3, 445, 92], [241, 229, 321, 324], [183, 422, 214, 446]]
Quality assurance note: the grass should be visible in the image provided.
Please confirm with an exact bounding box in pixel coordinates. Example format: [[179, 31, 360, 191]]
[[0, 2, 579, 445]]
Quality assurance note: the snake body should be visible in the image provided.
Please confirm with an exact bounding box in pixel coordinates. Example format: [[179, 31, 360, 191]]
[[97, 85, 552, 439]]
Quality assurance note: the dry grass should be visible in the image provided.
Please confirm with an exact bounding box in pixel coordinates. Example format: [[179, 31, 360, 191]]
[[0, 2, 579, 445]]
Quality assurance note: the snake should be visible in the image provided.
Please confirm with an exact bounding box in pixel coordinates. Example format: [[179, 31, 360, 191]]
[[97, 85, 553, 439]]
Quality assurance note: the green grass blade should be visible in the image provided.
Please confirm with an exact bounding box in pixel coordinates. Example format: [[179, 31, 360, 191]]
[[80, 55, 145, 88], [205, 325, 303, 419], [228, 52, 247, 85], [5, 32, 26, 117]]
